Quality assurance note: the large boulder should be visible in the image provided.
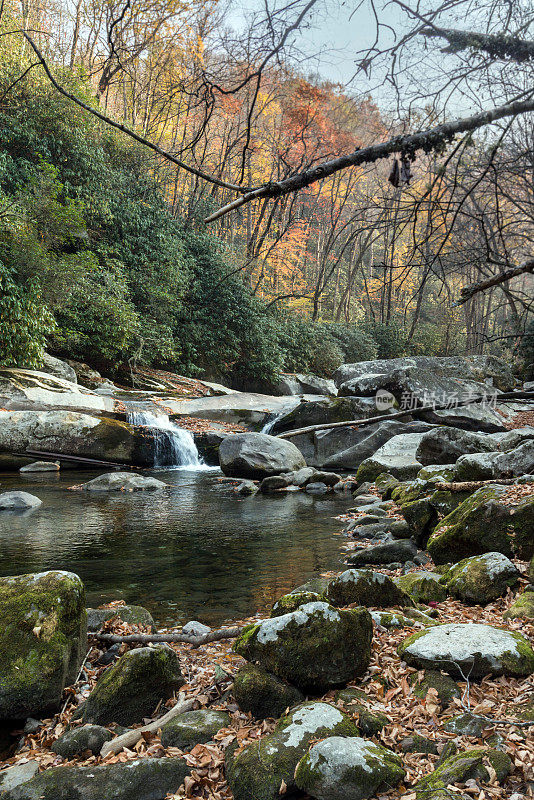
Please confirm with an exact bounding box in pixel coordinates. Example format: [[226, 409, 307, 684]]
[[233, 602, 373, 693], [326, 569, 411, 608], [346, 539, 418, 566], [226, 701, 357, 800], [79, 472, 167, 492], [40, 354, 78, 384], [427, 485, 534, 564], [233, 663, 304, 719], [355, 433, 428, 482], [443, 552, 519, 604], [276, 373, 337, 396], [0, 757, 189, 800], [0, 571, 86, 719], [0, 368, 112, 412], [295, 736, 405, 800], [0, 410, 155, 469], [395, 571, 447, 604], [160, 709, 231, 750], [416, 428, 497, 466], [268, 396, 380, 436], [399, 623, 534, 678], [219, 433, 306, 479], [454, 440, 534, 481], [80, 646, 184, 726]]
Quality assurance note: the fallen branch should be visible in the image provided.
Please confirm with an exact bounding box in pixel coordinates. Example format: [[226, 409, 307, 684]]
[[420, 26, 534, 62], [435, 478, 534, 492], [454, 258, 534, 306], [95, 625, 244, 648], [100, 692, 196, 757]]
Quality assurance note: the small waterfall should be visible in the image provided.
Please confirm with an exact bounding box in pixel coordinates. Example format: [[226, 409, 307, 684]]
[[127, 409, 204, 469], [261, 408, 287, 435]]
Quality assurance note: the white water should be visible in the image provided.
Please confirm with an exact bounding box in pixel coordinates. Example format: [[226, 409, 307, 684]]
[[127, 410, 205, 469]]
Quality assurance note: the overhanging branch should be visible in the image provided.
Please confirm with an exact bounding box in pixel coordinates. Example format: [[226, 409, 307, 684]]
[[420, 26, 534, 62], [454, 258, 534, 306]]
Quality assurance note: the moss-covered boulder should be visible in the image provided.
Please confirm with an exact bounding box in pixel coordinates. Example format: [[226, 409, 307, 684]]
[[0, 571, 87, 720], [160, 709, 230, 750], [427, 485, 534, 564], [233, 664, 303, 719], [226, 701, 357, 800], [504, 591, 534, 620], [400, 734, 438, 754], [233, 602, 372, 693], [443, 712, 489, 737], [270, 591, 322, 616], [0, 757, 189, 800], [80, 646, 184, 726], [295, 736, 405, 800], [443, 552, 519, 605], [334, 688, 388, 735], [86, 605, 156, 633], [400, 497, 437, 544], [51, 725, 113, 759], [428, 488, 470, 517], [410, 670, 461, 707], [454, 440, 534, 481], [395, 572, 447, 604], [326, 569, 411, 608], [399, 622, 534, 679], [414, 748, 512, 799], [375, 473, 400, 499]]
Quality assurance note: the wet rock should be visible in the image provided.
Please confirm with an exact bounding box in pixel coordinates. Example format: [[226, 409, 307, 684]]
[[347, 539, 418, 566], [312, 471, 342, 486], [290, 467, 318, 486], [52, 725, 113, 758], [0, 571, 86, 719], [295, 735, 405, 800], [375, 472, 400, 498], [19, 461, 60, 473], [233, 602, 372, 693], [80, 647, 184, 726], [395, 572, 447, 604], [226, 701, 357, 800], [0, 757, 189, 800], [399, 622, 534, 678], [326, 569, 411, 608], [219, 433, 306, 479], [259, 475, 292, 492], [234, 480, 258, 495], [233, 663, 303, 719], [305, 482, 329, 494], [444, 712, 490, 737], [0, 491, 42, 510], [160, 709, 230, 750], [443, 552, 519, 605], [350, 494, 381, 506], [80, 472, 168, 492], [86, 605, 156, 633]]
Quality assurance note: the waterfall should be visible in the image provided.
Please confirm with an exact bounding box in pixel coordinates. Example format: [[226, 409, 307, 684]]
[[127, 409, 204, 469]]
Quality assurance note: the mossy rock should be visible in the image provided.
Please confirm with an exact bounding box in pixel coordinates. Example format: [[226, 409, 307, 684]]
[[160, 709, 230, 750], [86, 605, 156, 633], [226, 701, 357, 800], [391, 480, 424, 505], [334, 688, 388, 736], [0, 757, 189, 800], [400, 497, 437, 545], [295, 735, 405, 800], [399, 622, 534, 679], [81, 646, 184, 726], [395, 572, 447, 604], [270, 592, 322, 617], [443, 712, 489, 737], [233, 602, 373, 693], [416, 465, 456, 485], [428, 489, 470, 517], [326, 569, 412, 609], [370, 610, 417, 629], [503, 591, 534, 620], [233, 664, 303, 720], [0, 571, 87, 719], [375, 473, 400, 499], [290, 577, 331, 595], [400, 733, 438, 754], [51, 725, 112, 759], [428, 485, 534, 564], [410, 670, 460, 707], [414, 748, 512, 798], [443, 552, 519, 605]]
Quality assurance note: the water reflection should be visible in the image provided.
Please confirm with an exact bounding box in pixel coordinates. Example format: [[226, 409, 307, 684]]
[[0, 470, 351, 626]]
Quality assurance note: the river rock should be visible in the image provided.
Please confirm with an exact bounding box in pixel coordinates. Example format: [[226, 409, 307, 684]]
[[356, 433, 428, 482], [19, 461, 60, 472], [399, 623, 534, 678], [0, 757, 189, 800], [414, 748, 511, 799], [305, 481, 329, 494], [455, 440, 534, 481], [271, 591, 323, 616], [326, 569, 410, 608], [347, 539, 418, 566], [40, 354, 78, 384], [0, 491, 42, 510], [0, 368, 112, 413], [226, 701, 357, 800], [0, 571, 86, 719], [182, 620, 211, 637], [233, 663, 303, 719], [80, 646, 184, 726], [79, 472, 168, 491], [52, 725, 113, 758], [86, 605, 156, 633], [0, 762, 39, 793], [503, 591, 534, 620], [427, 485, 534, 563], [395, 571, 447, 604], [233, 602, 372, 692], [268, 396, 378, 437], [295, 736, 405, 800], [219, 433, 306, 479], [160, 709, 230, 749], [320, 421, 433, 471], [443, 552, 519, 604], [416, 428, 497, 466], [276, 373, 337, 396]]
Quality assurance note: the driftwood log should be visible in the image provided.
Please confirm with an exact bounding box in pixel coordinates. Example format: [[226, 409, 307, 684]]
[[95, 625, 244, 648], [435, 479, 534, 492]]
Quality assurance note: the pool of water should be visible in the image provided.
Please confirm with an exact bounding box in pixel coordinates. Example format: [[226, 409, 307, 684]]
[[0, 469, 352, 627]]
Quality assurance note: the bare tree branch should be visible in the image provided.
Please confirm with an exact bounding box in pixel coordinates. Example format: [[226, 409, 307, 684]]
[[420, 26, 534, 63], [454, 257, 534, 305]]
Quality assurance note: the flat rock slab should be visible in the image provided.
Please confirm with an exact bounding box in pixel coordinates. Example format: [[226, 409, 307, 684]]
[[19, 461, 60, 472], [79, 472, 167, 491], [0, 491, 42, 509], [399, 622, 534, 678]]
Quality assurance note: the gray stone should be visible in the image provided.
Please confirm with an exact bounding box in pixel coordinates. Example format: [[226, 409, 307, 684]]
[[219, 433, 306, 479], [350, 494, 380, 506], [40, 354, 77, 383], [399, 623, 534, 678], [455, 440, 534, 481], [444, 552, 520, 604], [260, 475, 292, 492], [0, 757, 189, 800], [276, 373, 337, 396], [0, 762, 39, 793], [52, 725, 113, 758], [0, 491, 41, 510], [326, 569, 411, 608], [356, 433, 428, 482], [312, 470, 342, 486], [86, 605, 156, 633], [0, 369, 112, 414], [400, 734, 438, 754], [320, 421, 433, 471], [305, 482, 329, 494], [347, 539, 418, 566], [416, 427, 497, 466], [233, 663, 304, 719], [234, 480, 258, 495], [80, 472, 167, 492], [295, 736, 405, 800], [19, 461, 60, 473], [182, 621, 211, 637], [444, 713, 490, 737], [290, 467, 318, 486], [160, 709, 230, 749], [395, 571, 447, 604]]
